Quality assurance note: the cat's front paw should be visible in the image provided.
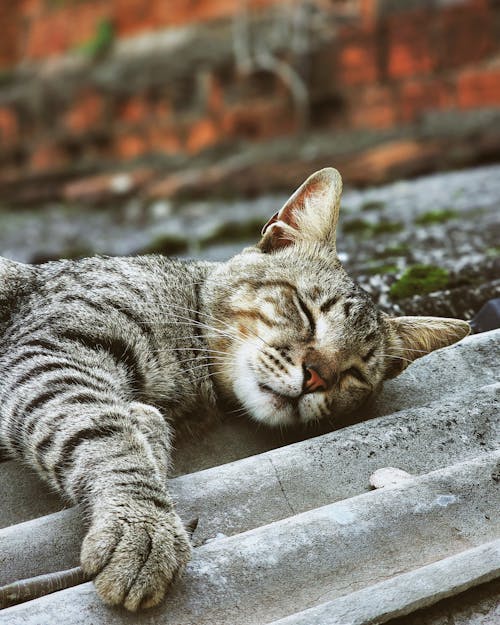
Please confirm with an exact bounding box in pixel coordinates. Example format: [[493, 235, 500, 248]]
[[81, 501, 192, 611]]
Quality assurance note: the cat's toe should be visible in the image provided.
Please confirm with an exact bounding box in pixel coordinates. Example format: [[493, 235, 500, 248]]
[[81, 504, 192, 611]]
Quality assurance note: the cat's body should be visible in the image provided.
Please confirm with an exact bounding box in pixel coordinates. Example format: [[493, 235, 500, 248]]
[[0, 169, 469, 611]]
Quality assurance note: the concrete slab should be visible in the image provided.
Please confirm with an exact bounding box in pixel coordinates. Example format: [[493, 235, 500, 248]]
[[388, 579, 500, 625], [1, 452, 499, 625], [1, 382, 498, 585], [266, 539, 500, 625]]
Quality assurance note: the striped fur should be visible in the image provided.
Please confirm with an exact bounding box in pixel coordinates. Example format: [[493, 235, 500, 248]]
[[0, 168, 469, 611]]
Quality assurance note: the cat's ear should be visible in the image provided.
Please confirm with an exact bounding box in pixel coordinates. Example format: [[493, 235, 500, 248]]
[[258, 167, 343, 252], [384, 316, 470, 379]]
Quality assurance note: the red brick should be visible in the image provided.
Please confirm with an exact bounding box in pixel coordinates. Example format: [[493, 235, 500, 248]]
[[0, 3, 21, 67], [118, 96, 151, 125], [348, 85, 397, 129], [113, 0, 279, 37], [386, 10, 436, 79], [457, 68, 500, 110], [149, 125, 183, 154], [337, 25, 378, 86], [206, 74, 224, 115], [221, 99, 296, 140], [19, 0, 44, 19], [437, 5, 495, 70], [25, 2, 110, 60], [340, 139, 440, 185], [157, 0, 238, 28], [25, 13, 68, 58], [114, 132, 148, 160], [359, 0, 378, 26], [30, 142, 67, 172], [63, 91, 105, 134], [338, 42, 377, 86], [186, 118, 219, 154], [0, 107, 19, 148], [399, 79, 454, 122], [112, 0, 157, 37], [151, 96, 172, 120]]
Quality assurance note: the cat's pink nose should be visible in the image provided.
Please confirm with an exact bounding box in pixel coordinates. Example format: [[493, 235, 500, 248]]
[[303, 365, 327, 393]]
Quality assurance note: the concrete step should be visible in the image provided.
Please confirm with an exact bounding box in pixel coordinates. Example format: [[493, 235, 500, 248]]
[[1, 381, 498, 586], [1, 452, 499, 625], [266, 539, 500, 625]]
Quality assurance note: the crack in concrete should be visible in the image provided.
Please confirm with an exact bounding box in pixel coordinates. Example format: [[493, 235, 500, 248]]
[[268, 457, 296, 516]]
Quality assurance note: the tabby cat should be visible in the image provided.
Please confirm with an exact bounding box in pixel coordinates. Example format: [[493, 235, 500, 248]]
[[0, 168, 469, 611]]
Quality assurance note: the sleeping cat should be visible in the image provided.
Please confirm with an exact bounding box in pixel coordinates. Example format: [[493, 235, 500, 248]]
[[0, 168, 469, 611]]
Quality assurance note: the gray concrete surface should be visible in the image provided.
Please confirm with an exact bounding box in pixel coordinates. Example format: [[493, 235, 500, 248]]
[[0, 330, 498, 624], [266, 539, 500, 625], [2, 452, 499, 624], [0, 462, 66, 529], [389, 579, 500, 625], [1, 380, 498, 585]]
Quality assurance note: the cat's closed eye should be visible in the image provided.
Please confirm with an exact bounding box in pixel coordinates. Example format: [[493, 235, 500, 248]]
[[341, 366, 367, 384]]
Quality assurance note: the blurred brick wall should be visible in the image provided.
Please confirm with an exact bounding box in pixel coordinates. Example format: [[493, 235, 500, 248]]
[[0, 0, 499, 197], [1, 0, 282, 63]]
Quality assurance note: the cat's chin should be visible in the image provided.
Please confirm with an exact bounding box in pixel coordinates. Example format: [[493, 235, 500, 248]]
[[236, 377, 299, 427], [246, 393, 298, 428], [254, 384, 299, 426], [232, 349, 299, 427]]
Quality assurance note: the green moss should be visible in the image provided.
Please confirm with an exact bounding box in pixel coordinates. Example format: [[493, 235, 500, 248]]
[[343, 218, 404, 237], [78, 19, 115, 59], [343, 218, 372, 234], [140, 234, 188, 256], [200, 218, 263, 247], [390, 264, 450, 300], [361, 200, 386, 212], [374, 243, 409, 259], [415, 209, 459, 225], [366, 263, 398, 275], [371, 220, 404, 235], [486, 247, 500, 258]]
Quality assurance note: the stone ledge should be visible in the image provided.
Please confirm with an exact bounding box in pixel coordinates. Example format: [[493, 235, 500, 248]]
[[1, 380, 498, 586], [267, 539, 500, 625], [2, 452, 499, 624]]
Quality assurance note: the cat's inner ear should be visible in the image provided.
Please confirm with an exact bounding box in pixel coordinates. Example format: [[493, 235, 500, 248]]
[[384, 316, 470, 379], [258, 167, 343, 253]]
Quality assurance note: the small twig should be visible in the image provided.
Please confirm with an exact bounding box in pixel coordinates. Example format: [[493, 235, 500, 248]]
[[0, 567, 90, 609], [0, 517, 200, 610]]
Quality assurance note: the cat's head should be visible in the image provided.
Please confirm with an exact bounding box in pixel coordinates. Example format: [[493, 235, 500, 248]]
[[207, 168, 470, 427]]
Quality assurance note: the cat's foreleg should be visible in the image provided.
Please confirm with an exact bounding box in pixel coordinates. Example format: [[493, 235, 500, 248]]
[[128, 401, 172, 476], [3, 387, 190, 610], [72, 403, 191, 611]]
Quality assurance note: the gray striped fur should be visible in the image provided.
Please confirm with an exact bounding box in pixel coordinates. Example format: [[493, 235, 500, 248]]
[[0, 168, 469, 611]]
